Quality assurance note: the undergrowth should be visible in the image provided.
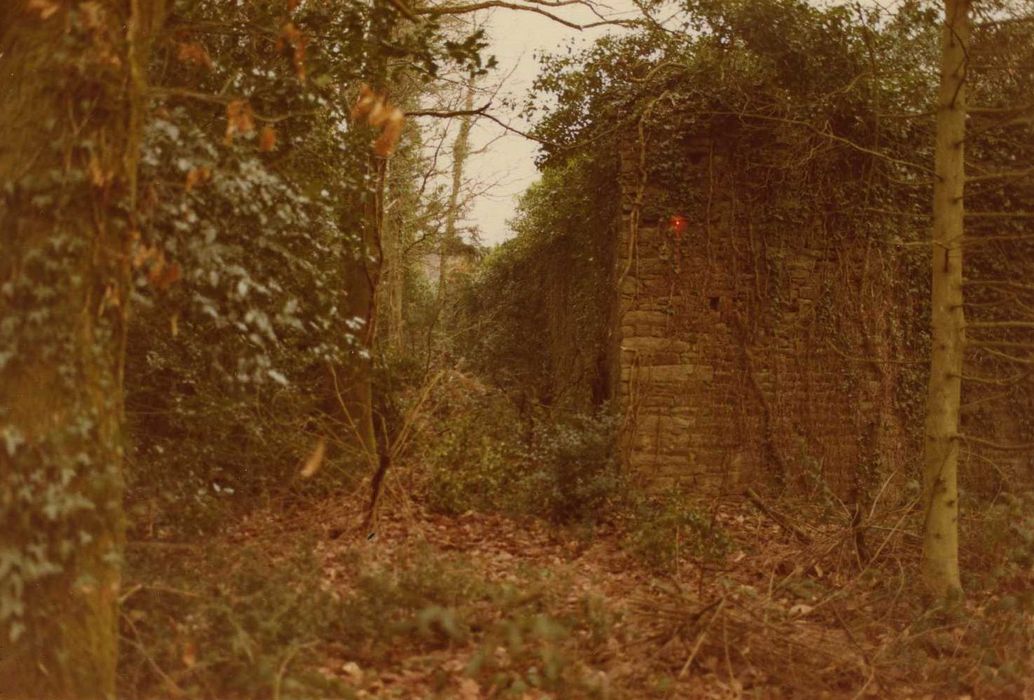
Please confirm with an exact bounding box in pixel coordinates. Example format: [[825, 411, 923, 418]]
[[120, 540, 617, 699], [625, 491, 731, 572], [423, 394, 625, 527], [120, 542, 352, 699], [421, 381, 730, 573]]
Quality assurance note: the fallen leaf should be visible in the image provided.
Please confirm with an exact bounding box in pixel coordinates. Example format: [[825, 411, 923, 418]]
[[300, 437, 327, 478], [182, 640, 197, 668], [789, 603, 813, 617], [341, 661, 362, 682], [132, 244, 158, 270], [457, 678, 481, 700], [150, 260, 182, 291], [78, 1, 105, 29], [372, 108, 404, 157], [88, 155, 112, 188], [99, 282, 121, 313], [145, 251, 182, 291], [350, 85, 405, 156], [350, 84, 376, 122], [26, 0, 60, 20], [278, 22, 308, 82]]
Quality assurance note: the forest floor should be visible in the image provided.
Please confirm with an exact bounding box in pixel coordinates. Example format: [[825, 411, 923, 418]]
[[122, 478, 1031, 700]]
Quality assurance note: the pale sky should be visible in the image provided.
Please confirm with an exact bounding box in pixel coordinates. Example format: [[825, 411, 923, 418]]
[[463, 2, 641, 245]]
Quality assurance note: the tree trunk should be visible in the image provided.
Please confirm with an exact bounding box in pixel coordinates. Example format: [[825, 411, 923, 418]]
[[0, 1, 162, 696], [922, 0, 969, 600], [381, 161, 407, 353], [431, 81, 476, 361], [336, 214, 379, 464]]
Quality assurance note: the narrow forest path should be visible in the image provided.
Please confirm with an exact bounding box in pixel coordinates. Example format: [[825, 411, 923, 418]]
[[205, 485, 965, 700]]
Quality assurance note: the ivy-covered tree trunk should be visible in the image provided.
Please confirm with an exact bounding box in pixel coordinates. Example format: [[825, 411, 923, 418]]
[[0, 1, 162, 696], [432, 80, 476, 362], [328, 144, 383, 465], [338, 222, 379, 460], [328, 0, 397, 466], [922, 0, 969, 600]]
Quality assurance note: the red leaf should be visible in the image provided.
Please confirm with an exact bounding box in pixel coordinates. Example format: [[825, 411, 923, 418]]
[[258, 126, 278, 152], [185, 166, 212, 192], [278, 23, 308, 82], [176, 42, 213, 70], [225, 100, 255, 143]]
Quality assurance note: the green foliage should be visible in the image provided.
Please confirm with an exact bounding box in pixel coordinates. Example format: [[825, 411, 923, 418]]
[[123, 0, 380, 537], [531, 0, 936, 228], [626, 491, 731, 572], [424, 389, 624, 527], [0, 4, 133, 668], [121, 542, 352, 699], [466, 610, 609, 699], [423, 387, 522, 516], [121, 540, 616, 699], [453, 153, 617, 410], [126, 103, 351, 535], [520, 412, 625, 525], [337, 546, 487, 658], [462, 569, 614, 699], [121, 0, 496, 538]]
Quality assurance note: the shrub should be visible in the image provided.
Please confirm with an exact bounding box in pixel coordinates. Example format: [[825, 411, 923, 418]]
[[423, 387, 624, 526], [423, 387, 524, 516], [626, 490, 730, 572], [520, 411, 625, 525]]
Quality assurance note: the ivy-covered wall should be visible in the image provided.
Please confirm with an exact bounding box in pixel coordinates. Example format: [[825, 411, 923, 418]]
[[612, 134, 918, 499]]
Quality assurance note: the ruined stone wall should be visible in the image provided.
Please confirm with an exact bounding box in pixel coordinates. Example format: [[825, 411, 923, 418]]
[[612, 140, 916, 497]]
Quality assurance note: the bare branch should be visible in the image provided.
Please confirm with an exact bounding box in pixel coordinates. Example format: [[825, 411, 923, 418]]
[[411, 0, 636, 29], [966, 166, 1034, 183], [966, 320, 1034, 330], [407, 101, 492, 118], [965, 210, 1034, 219], [696, 110, 934, 175], [971, 345, 1034, 365], [957, 434, 1034, 451], [964, 279, 1034, 293], [151, 87, 318, 123]]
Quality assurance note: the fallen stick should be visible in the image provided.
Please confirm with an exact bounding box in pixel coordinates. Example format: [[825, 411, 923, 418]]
[[679, 596, 726, 678]]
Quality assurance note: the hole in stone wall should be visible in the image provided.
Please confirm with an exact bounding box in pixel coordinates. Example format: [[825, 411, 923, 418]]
[[709, 296, 720, 311]]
